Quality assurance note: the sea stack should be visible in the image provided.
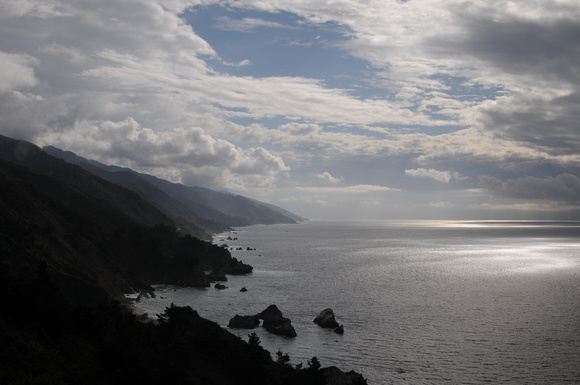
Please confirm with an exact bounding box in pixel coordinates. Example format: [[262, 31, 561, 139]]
[[228, 314, 259, 329], [313, 308, 340, 329], [257, 304, 297, 337]]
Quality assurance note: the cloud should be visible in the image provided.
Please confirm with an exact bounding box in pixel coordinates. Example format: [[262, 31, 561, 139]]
[[1, 0, 580, 219], [435, 4, 580, 158], [278, 122, 322, 136], [39, 117, 289, 191], [223, 59, 251, 67], [0, 0, 71, 18], [474, 202, 575, 212], [475, 93, 580, 158], [222, 0, 580, 161], [314, 171, 343, 184], [0, 51, 38, 92], [296, 184, 399, 193], [405, 168, 463, 183], [479, 174, 580, 203], [429, 201, 454, 208], [214, 16, 294, 32]]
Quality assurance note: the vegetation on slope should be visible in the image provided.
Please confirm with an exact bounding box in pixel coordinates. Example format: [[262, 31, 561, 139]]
[[0, 263, 362, 385], [0, 134, 364, 384]]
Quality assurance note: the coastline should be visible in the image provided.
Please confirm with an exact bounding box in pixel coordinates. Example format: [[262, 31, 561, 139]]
[[121, 284, 368, 385]]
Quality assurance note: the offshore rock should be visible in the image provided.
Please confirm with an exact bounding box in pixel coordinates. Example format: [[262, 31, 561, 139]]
[[228, 314, 260, 329], [257, 304, 297, 338], [136, 289, 156, 302], [334, 325, 344, 334], [314, 308, 339, 329], [215, 283, 227, 290]]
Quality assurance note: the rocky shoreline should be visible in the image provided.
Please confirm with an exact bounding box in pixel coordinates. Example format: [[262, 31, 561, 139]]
[[119, 231, 368, 384], [126, 267, 366, 384]]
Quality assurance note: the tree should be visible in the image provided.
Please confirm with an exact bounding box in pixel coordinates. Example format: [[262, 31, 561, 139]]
[[248, 332, 261, 348], [307, 356, 321, 372], [276, 349, 291, 366]]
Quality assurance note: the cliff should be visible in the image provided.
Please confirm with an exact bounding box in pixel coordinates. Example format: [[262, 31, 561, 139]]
[[0, 134, 364, 385]]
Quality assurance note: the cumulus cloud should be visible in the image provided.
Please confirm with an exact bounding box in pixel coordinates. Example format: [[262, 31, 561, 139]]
[[223, 0, 580, 159], [405, 168, 463, 183], [479, 174, 580, 203], [39, 117, 289, 190], [0, 0, 71, 18], [314, 171, 343, 184], [0, 51, 38, 92], [0, 0, 301, 191], [438, 4, 580, 158]]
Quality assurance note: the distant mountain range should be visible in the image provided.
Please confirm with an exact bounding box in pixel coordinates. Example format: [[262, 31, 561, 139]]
[[0, 133, 304, 300], [0, 134, 263, 301], [30, 140, 304, 239]]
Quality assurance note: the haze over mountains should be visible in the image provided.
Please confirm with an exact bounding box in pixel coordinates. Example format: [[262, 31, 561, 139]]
[[1, 133, 274, 301], [47, 145, 303, 234], [0, 132, 304, 302], [1, 134, 304, 240]]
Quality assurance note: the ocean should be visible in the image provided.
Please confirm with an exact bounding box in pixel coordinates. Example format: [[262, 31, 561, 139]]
[[129, 220, 580, 384]]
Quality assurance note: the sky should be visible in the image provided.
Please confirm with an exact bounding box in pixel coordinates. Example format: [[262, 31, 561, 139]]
[[1, 0, 580, 220]]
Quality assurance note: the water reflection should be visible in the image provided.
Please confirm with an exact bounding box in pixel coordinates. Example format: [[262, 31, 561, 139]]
[[130, 221, 580, 384], [442, 241, 579, 275]]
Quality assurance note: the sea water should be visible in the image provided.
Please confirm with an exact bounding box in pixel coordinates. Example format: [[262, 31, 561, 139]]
[[130, 221, 580, 384]]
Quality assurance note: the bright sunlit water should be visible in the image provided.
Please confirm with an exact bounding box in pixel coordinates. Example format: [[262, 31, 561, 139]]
[[129, 221, 580, 384]]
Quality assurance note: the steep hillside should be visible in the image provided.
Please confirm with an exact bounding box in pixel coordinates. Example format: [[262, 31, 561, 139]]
[[0, 135, 365, 385], [0, 135, 173, 228], [43, 145, 305, 229], [0, 157, 249, 304], [43, 146, 228, 239], [141, 177, 299, 226]]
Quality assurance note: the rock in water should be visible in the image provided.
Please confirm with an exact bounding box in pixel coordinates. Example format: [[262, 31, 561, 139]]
[[334, 325, 344, 334], [257, 304, 297, 337], [215, 283, 227, 290], [258, 305, 284, 325], [313, 308, 339, 329], [228, 314, 259, 329], [136, 289, 156, 302]]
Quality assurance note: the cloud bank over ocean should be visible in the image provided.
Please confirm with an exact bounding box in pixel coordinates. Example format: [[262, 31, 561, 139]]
[[1, 0, 579, 219]]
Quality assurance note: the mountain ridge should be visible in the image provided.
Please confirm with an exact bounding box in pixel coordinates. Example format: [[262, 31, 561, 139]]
[[43, 144, 305, 238], [1, 135, 174, 228], [0, 135, 254, 302]]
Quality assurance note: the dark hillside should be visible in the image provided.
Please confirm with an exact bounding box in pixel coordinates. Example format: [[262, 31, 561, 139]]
[[0, 159, 366, 385], [43, 146, 230, 239], [0, 135, 365, 385], [142, 176, 299, 226], [0, 158, 241, 304], [42, 144, 303, 227], [0, 135, 173, 228]]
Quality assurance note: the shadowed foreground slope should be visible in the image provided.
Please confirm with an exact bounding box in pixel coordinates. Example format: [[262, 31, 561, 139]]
[[0, 137, 366, 384]]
